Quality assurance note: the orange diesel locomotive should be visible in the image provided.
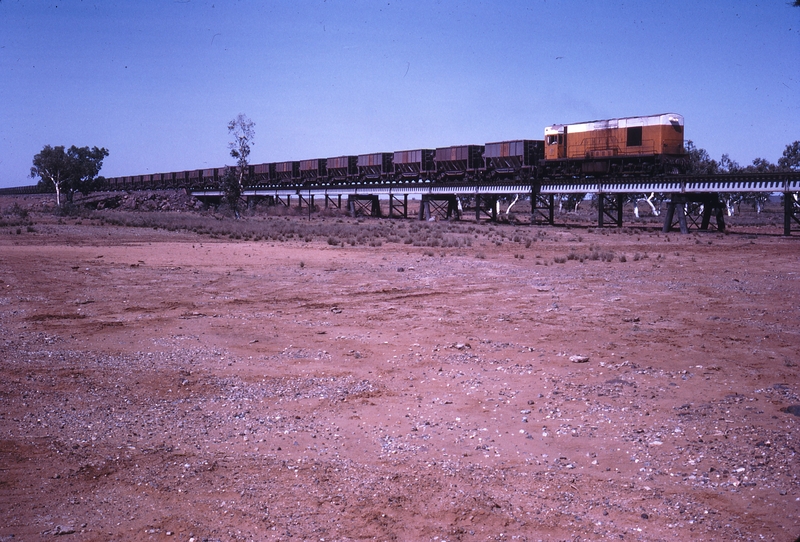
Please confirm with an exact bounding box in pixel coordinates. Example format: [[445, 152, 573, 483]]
[[543, 113, 685, 176]]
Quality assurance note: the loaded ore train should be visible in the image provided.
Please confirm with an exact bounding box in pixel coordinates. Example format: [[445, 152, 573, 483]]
[[103, 113, 687, 191]]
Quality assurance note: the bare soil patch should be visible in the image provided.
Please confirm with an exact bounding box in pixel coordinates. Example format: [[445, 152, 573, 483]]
[[1, 199, 799, 541]]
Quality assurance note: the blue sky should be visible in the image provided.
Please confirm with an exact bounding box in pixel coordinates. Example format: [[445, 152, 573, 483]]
[[1, 0, 798, 187]]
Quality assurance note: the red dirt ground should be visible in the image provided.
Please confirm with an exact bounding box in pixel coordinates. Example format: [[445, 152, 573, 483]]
[[1, 200, 799, 541]]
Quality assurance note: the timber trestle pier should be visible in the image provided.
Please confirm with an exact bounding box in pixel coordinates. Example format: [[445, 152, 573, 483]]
[[187, 171, 800, 235]]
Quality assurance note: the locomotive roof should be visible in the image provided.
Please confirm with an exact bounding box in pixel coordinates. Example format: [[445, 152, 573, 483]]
[[545, 113, 683, 135]]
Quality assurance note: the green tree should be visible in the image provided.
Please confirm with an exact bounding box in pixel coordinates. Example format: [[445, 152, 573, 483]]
[[778, 141, 800, 171], [221, 166, 243, 217], [684, 140, 719, 174], [30, 145, 70, 206], [743, 157, 778, 173], [67, 145, 110, 197], [718, 154, 740, 173], [30, 145, 109, 207], [226, 114, 255, 217]]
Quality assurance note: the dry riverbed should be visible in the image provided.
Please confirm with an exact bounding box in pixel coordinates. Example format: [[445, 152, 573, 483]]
[[1, 206, 799, 541]]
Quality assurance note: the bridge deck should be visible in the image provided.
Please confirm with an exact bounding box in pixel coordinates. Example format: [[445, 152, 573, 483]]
[[187, 171, 800, 199]]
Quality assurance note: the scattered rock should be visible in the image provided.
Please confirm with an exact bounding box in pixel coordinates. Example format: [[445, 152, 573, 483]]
[[52, 525, 76, 536], [1, 211, 795, 542], [780, 405, 800, 417]]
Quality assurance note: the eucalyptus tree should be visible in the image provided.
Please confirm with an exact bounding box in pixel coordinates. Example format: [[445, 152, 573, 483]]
[[226, 114, 255, 217], [30, 145, 108, 207], [778, 141, 800, 171]]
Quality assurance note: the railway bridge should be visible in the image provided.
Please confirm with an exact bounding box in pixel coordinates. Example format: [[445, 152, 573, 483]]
[[188, 171, 800, 235], [3, 171, 798, 234]]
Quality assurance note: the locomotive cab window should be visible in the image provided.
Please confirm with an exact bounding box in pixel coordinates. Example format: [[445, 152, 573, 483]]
[[546, 135, 563, 145], [626, 126, 642, 147]]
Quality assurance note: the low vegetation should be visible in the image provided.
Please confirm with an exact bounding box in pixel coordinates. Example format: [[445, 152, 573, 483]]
[[0, 191, 791, 250]]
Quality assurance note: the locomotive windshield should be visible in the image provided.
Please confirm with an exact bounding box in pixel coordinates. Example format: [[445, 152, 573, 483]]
[[546, 134, 563, 145]]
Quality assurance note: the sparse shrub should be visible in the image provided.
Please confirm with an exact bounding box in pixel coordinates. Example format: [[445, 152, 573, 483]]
[[9, 203, 29, 219]]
